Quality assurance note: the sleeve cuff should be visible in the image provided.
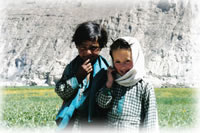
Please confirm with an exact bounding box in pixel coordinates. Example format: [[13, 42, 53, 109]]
[[69, 77, 82, 89], [102, 87, 112, 96]]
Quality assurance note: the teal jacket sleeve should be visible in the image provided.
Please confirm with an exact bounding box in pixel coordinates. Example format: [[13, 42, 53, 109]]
[[55, 57, 81, 101]]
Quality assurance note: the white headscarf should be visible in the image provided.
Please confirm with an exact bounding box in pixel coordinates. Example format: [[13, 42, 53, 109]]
[[115, 37, 146, 87]]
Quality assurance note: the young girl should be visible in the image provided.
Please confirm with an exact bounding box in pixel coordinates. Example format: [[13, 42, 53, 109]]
[[97, 37, 159, 132], [55, 21, 109, 130]]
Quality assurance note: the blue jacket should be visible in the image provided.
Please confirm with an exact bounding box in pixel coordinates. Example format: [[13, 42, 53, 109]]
[[55, 55, 109, 129]]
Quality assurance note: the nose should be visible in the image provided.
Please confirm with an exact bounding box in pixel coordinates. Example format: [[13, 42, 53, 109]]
[[85, 49, 92, 55], [120, 65, 129, 74], [82, 49, 92, 60], [121, 69, 127, 74]]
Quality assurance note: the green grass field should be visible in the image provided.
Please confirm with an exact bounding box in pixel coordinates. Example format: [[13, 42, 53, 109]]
[[1, 87, 197, 128]]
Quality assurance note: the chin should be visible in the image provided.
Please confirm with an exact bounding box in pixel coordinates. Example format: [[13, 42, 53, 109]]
[[90, 56, 98, 63], [119, 73, 125, 76], [122, 74, 126, 76], [119, 71, 128, 76]]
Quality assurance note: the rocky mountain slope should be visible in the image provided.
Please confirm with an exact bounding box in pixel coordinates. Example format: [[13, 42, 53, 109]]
[[0, 0, 200, 88]]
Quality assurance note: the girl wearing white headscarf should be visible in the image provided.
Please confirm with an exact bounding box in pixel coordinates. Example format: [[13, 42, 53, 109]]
[[97, 37, 159, 132]]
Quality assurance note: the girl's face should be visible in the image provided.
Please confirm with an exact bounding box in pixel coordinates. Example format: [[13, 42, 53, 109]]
[[112, 49, 133, 76], [77, 40, 101, 63]]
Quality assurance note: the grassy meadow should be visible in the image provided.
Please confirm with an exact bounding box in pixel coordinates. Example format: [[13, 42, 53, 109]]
[[155, 88, 197, 128], [0, 86, 197, 128], [1, 86, 62, 128]]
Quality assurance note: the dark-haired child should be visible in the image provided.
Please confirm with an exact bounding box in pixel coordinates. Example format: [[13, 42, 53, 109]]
[[55, 21, 109, 130]]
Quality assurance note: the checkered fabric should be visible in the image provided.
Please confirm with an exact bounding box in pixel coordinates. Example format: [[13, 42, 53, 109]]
[[97, 80, 158, 131], [55, 80, 76, 100], [97, 88, 113, 109]]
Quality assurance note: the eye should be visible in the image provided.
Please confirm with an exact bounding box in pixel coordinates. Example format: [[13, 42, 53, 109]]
[[90, 46, 99, 51], [78, 47, 86, 51], [126, 60, 131, 63], [80, 47, 86, 50], [115, 61, 121, 64]]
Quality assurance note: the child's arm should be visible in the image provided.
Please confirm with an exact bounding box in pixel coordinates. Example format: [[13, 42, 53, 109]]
[[55, 59, 93, 101], [106, 67, 115, 88], [142, 82, 159, 130], [55, 63, 80, 101], [96, 67, 115, 108]]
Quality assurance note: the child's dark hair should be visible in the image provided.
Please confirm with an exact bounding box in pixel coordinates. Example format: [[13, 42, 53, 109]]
[[109, 38, 131, 59], [72, 21, 108, 48]]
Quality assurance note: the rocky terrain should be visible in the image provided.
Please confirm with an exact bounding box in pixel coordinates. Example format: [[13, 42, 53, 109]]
[[0, 0, 200, 88]]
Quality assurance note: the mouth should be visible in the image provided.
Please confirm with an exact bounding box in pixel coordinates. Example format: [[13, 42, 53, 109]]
[[120, 70, 129, 76], [119, 72, 125, 76], [82, 56, 97, 63], [82, 56, 92, 61]]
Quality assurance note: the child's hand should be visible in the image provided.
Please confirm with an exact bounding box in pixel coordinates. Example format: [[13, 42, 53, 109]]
[[106, 67, 115, 88], [76, 59, 93, 83]]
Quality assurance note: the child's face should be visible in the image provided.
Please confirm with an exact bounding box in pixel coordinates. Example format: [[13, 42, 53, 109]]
[[77, 40, 101, 63], [112, 49, 133, 76]]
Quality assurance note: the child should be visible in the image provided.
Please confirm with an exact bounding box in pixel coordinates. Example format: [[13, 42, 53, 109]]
[[55, 21, 109, 130], [97, 37, 159, 132]]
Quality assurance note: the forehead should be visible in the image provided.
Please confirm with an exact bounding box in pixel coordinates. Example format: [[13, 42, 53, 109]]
[[112, 49, 132, 61], [80, 40, 99, 47]]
